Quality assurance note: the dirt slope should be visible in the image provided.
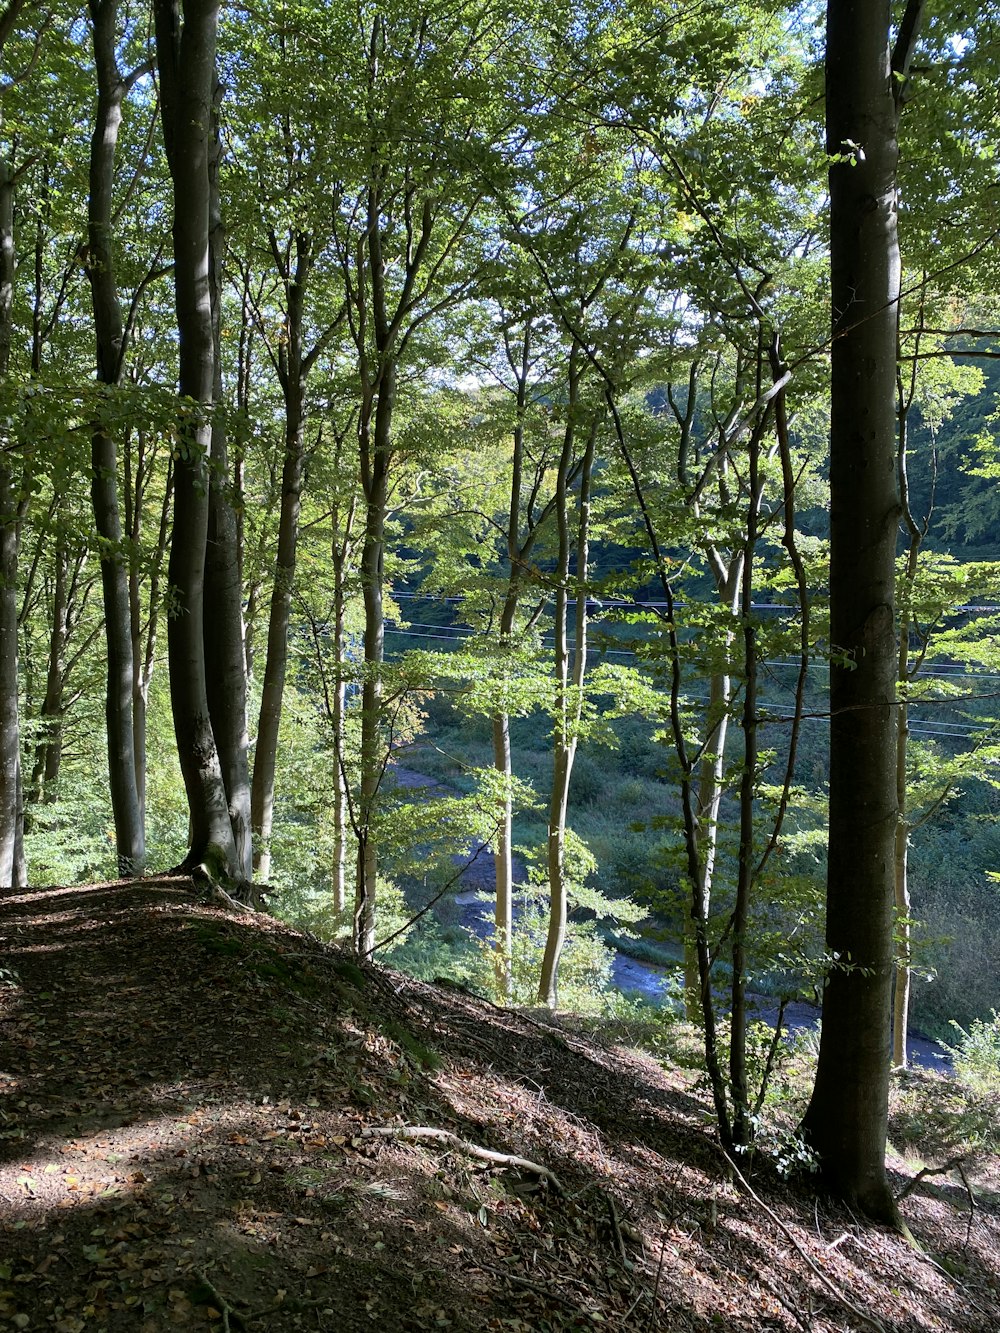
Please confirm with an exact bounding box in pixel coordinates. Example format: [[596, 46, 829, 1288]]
[[0, 879, 996, 1332]]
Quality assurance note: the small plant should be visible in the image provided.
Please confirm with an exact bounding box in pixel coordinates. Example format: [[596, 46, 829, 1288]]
[[943, 1008, 1000, 1094]]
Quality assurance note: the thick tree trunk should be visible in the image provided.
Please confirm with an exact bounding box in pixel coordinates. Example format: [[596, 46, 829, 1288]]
[[155, 0, 239, 877], [801, 0, 922, 1225], [87, 0, 145, 874]]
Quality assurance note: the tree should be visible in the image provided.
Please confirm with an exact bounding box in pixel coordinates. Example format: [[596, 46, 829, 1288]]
[[800, 0, 925, 1224], [85, 0, 150, 875], [154, 0, 245, 880]]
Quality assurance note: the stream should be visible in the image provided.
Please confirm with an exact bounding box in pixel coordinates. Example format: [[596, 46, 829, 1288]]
[[391, 764, 952, 1074]]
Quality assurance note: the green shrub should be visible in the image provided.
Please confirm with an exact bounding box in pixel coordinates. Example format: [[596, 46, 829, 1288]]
[[943, 1008, 1000, 1094]]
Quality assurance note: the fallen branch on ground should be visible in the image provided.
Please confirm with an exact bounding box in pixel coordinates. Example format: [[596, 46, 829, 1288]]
[[361, 1125, 561, 1189], [895, 1154, 967, 1203], [722, 1151, 886, 1333]]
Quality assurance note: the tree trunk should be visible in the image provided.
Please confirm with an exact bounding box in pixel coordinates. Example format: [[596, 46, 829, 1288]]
[[154, 0, 239, 877], [538, 376, 595, 1008], [801, 0, 923, 1224], [250, 236, 310, 880], [0, 156, 25, 887], [893, 705, 911, 1069], [354, 367, 393, 955], [28, 534, 68, 806], [86, 0, 145, 874], [203, 72, 252, 881], [330, 492, 356, 918]]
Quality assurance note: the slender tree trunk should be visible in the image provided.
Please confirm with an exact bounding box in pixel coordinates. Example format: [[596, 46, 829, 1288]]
[[155, 0, 239, 877], [250, 237, 310, 880], [28, 535, 68, 806], [801, 0, 923, 1225], [330, 489, 357, 917], [538, 385, 596, 1009], [0, 156, 25, 887], [203, 74, 252, 881], [86, 0, 145, 874], [354, 369, 393, 955], [729, 421, 765, 1148], [893, 698, 911, 1068]]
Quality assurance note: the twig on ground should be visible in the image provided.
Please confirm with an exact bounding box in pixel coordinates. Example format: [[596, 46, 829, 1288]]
[[360, 1124, 561, 1189], [956, 1162, 976, 1251], [895, 1154, 967, 1203], [722, 1151, 886, 1333], [191, 1270, 247, 1332]]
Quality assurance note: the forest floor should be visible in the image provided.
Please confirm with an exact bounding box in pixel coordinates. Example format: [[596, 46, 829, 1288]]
[[0, 880, 997, 1333]]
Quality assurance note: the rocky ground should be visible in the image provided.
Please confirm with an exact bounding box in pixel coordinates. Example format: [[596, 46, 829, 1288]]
[[0, 879, 997, 1332]]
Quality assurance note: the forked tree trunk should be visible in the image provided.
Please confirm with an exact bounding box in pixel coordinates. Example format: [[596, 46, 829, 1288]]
[[154, 0, 239, 877], [86, 0, 145, 874], [801, 0, 924, 1225]]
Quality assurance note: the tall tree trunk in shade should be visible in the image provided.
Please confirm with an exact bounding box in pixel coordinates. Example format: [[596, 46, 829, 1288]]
[[203, 71, 252, 882], [329, 476, 357, 918], [86, 0, 145, 874], [354, 366, 393, 956], [154, 0, 239, 877], [801, 0, 924, 1225], [0, 156, 25, 887]]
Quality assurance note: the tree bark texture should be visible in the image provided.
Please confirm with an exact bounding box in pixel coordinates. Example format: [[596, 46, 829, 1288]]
[[87, 0, 145, 874], [155, 0, 239, 876], [800, 0, 921, 1224]]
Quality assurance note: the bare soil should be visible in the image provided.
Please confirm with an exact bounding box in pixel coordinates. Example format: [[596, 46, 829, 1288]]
[[1, 879, 997, 1332]]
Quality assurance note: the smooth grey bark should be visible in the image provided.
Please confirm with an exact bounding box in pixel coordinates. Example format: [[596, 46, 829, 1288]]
[[154, 0, 239, 877], [27, 533, 68, 805], [491, 322, 558, 1001], [801, 0, 924, 1225], [538, 352, 596, 1008], [124, 430, 173, 827], [0, 155, 25, 887], [203, 74, 252, 881], [354, 363, 392, 955], [329, 469, 358, 917], [86, 0, 145, 874]]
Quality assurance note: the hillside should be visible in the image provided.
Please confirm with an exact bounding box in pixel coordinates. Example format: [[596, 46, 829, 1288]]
[[0, 881, 997, 1333]]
